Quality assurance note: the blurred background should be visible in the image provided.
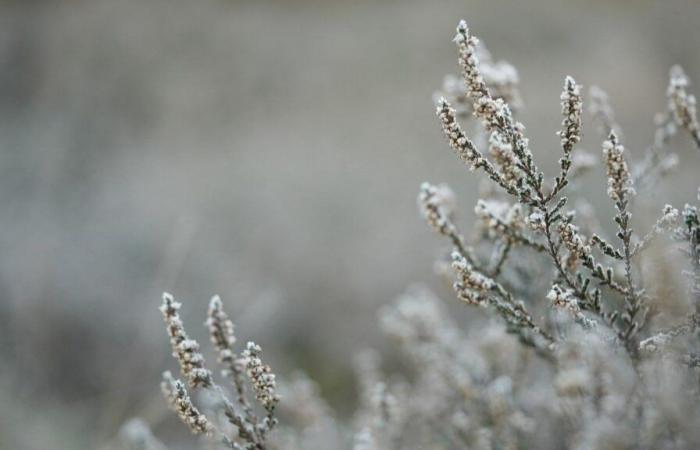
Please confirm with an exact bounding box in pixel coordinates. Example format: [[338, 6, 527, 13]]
[[0, 0, 699, 448]]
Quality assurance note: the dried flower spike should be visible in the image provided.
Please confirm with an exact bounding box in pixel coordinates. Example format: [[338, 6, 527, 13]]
[[602, 132, 634, 202], [559, 76, 582, 156], [161, 371, 212, 435], [436, 98, 487, 171], [160, 292, 213, 388], [551, 76, 582, 197], [243, 341, 280, 417]]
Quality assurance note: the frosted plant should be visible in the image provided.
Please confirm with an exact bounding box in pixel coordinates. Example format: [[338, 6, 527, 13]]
[[161, 371, 213, 435], [414, 18, 700, 448], [242, 342, 280, 428], [158, 293, 279, 450], [426, 19, 700, 357], [148, 18, 700, 450]]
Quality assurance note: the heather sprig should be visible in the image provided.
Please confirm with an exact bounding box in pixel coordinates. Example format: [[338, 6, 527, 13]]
[[159, 293, 279, 449], [425, 19, 700, 364], [160, 293, 213, 389], [242, 341, 280, 433], [161, 371, 212, 435], [551, 76, 583, 199]]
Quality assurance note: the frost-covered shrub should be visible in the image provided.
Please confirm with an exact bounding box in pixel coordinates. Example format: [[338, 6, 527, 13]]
[[131, 19, 700, 450], [411, 19, 700, 449]]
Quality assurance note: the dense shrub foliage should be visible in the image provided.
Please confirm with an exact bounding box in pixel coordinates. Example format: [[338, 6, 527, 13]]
[[123, 19, 700, 450]]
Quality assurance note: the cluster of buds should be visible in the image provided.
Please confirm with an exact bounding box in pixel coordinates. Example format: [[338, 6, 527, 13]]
[[547, 284, 577, 309], [434, 46, 522, 117], [160, 293, 213, 388], [602, 132, 635, 203], [550, 76, 583, 194], [452, 21, 536, 196], [548, 285, 596, 329], [453, 20, 526, 147], [206, 295, 246, 383], [547, 76, 584, 199], [452, 250, 495, 305], [558, 76, 583, 155], [558, 222, 592, 263], [206, 295, 236, 354], [161, 371, 212, 435], [454, 20, 490, 104], [243, 342, 280, 417], [488, 131, 521, 188], [436, 98, 487, 171], [417, 182, 458, 237]]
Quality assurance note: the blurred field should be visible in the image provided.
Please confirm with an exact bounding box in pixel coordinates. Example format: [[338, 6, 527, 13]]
[[0, 0, 699, 448]]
